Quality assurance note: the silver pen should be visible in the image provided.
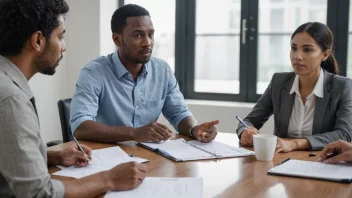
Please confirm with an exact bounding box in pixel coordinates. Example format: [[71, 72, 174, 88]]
[[72, 135, 91, 164], [236, 116, 249, 128]]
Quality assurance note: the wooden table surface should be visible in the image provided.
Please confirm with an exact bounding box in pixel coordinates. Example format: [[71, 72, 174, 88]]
[[49, 133, 352, 198]]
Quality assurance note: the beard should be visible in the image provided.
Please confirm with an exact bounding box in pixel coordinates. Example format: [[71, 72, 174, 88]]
[[121, 39, 151, 64], [35, 43, 63, 75], [37, 55, 62, 75]]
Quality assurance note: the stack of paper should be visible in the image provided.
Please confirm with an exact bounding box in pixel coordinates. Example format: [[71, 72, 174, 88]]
[[53, 146, 148, 178]]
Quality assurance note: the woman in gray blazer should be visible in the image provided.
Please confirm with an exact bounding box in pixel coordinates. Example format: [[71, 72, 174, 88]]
[[237, 22, 352, 152]]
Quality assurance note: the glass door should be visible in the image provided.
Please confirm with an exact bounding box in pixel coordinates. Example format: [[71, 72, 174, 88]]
[[194, 0, 242, 94]]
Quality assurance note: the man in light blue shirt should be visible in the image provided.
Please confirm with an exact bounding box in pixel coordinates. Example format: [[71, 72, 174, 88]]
[[70, 4, 219, 143]]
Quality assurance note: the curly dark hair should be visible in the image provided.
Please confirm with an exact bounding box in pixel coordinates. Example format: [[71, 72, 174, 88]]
[[111, 4, 150, 34], [0, 0, 69, 56]]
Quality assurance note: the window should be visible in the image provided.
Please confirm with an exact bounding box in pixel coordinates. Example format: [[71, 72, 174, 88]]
[[120, 0, 350, 102], [256, 0, 327, 94], [194, 0, 241, 94]]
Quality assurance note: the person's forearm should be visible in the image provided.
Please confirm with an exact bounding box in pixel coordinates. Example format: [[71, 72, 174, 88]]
[[292, 138, 311, 151], [74, 121, 135, 143], [63, 170, 111, 198], [177, 117, 197, 136], [47, 149, 61, 166]]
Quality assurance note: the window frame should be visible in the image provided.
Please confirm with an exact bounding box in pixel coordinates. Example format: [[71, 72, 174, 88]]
[[119, 0, 350, 102]]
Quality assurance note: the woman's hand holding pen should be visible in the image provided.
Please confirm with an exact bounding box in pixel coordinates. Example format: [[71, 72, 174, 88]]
[[319, 140, 352, 163], [240, 127, 258, 146]]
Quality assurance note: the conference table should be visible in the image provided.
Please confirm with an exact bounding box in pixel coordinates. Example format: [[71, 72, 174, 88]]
[[49, 133, 352, 198]]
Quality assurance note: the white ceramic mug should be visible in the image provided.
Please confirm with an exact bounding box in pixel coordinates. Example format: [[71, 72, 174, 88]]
[[253, 134, 277, 161]]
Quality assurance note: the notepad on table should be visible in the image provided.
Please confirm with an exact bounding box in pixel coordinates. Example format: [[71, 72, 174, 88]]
[[268, 159, 352, 183], [104, 177, 203, 198], [137, 138, 254, 161]]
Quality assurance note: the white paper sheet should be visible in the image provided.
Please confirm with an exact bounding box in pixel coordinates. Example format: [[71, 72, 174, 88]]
[[187, 140, 255, 157], [53, 146, 148, 178], [104, 177, 203, 198], [268, 159, 352, 182], [141, 139, 213, 160]]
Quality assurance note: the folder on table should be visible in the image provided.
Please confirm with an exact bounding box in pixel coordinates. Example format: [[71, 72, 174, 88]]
[[268, 159, 352, 183], [137, 138, 254, 162]]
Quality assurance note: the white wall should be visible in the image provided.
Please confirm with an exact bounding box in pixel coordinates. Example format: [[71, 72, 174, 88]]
[[30, 0, 274, 143], [100, 0, 118, 56], [29, 57, 68, 142], [65, 0, 101, 96], [158, 100, 274, 135], [30, 0, 103, 143]]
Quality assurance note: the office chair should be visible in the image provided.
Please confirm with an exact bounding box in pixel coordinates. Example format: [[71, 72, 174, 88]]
[[57, 98, 74, 143], [46, 98, 73, 147]]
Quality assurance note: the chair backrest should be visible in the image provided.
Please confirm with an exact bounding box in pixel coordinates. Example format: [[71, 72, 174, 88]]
[[58, 98, 73, 142]]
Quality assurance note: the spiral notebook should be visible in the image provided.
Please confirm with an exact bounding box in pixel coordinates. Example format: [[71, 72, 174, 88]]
[[137, 138, 254, 161], [268, 159, 352, 183]]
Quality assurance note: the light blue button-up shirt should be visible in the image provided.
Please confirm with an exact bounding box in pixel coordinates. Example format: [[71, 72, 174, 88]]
[[70, 51, 192, 134]]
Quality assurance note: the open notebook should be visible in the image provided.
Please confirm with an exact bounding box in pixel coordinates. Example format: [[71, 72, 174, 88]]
[[137, 138, 254, 161], [268, 159, 352, 183]]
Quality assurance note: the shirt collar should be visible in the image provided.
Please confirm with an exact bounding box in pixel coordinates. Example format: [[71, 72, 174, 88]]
[[289, 68, 324, 98], [112, 50, 149, 79], [289, 74, 300, 95], [0, 55, 33, 99]]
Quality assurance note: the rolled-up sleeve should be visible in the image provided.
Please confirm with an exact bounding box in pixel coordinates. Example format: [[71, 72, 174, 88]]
[[0, 96, 64, 198], [162, 67, 193, 131], [70, 68, 102, 134]]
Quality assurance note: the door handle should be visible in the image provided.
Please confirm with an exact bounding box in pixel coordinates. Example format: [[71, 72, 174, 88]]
[[242, 19, 248, 44]]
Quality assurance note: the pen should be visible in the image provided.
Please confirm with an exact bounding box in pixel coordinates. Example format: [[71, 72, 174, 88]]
[[316, 151, 339, 162], [278, 158, 291, 165], [72, 135, 91, 164], [326, 152, 339, 159], [236, 116, 249, 128]]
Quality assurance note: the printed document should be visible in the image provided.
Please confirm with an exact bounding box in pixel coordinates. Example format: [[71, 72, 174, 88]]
[[104, 177, 203, 198], [268, 159, 352, 183], [53, 146, 148, 178]]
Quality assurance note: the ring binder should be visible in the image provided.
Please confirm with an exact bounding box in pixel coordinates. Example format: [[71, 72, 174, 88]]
[[137, 138, 255, 162]]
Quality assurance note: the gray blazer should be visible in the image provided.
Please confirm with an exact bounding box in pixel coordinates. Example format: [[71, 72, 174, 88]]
[[236, 70, 352, 150]]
